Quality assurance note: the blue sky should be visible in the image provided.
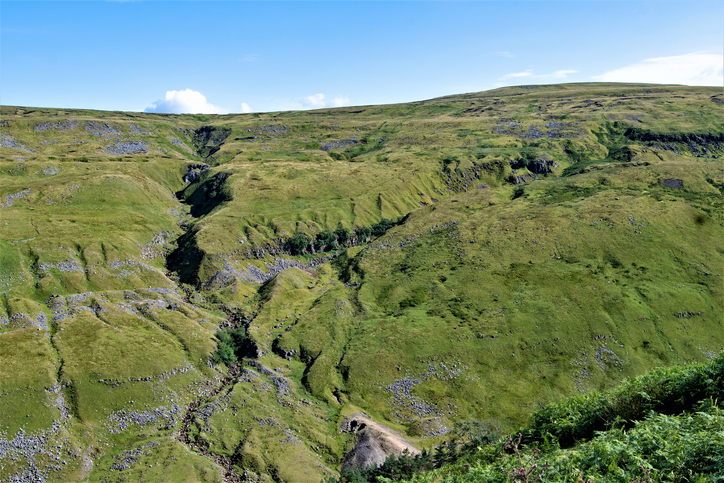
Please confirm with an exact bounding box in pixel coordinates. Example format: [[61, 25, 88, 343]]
[[1, 1, 722, 113]]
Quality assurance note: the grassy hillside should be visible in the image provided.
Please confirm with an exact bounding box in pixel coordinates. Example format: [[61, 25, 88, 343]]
[[331, 352, 724, 482], [0, 83, 722, 482]]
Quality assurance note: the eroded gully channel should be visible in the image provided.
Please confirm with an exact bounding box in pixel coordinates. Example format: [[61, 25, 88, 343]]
[[165, 162, 248, 482]]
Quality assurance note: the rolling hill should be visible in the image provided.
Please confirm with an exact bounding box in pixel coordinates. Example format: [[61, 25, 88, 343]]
[[0, 82, 722, 482]]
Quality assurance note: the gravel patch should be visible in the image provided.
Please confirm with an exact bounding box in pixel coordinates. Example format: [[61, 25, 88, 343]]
[[110, 441, 160, 471], [237, 369, 261, 383], [98, 363, 194, 388], [232, 256, 333, 283], [107, 259, 161, 273], [38, 260, 83, 275], [129, 123, 154, 136], [34, 121, 78, 132], [6, 312, 38, 329], [41, 167, 60, 176], [279, 429, 301, 444], [85, 121, 120, 137], [245, 124, 289, 138], [493, 118, 584, 139], [383, 377, 439, 421], [140, 230, 174, 260], [0, 134, 35, 152], [246, 361, 280, 377], [35, 312, 48, 330], [106, 404, 183, 434], [269, 376, 292, 395], [193, 395, 230, 427], [0, 421, 72, 483], [104, 140, 149, 155], [321, 136, 359, 151], [171, 138, 194, 154], [0, 189, 31, 208]]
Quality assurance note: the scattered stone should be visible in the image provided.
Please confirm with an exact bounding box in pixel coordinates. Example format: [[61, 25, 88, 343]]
[[230, 256, 333, 284], [34, 120, 78, 132], [0, 189, 31, 208], [106, 404, 183, 434], [171, 137, 194, 154], [129, 123, 154, 136], [251, 124, 289, 137], [110, 441, 160, 471], [408, 418, 450, 438], [41, 166, 60, 176], [38, 260, 83, 274], [321, 136, 360, 151], [85, 121, 120, 137], [0, 134, 35, 152], [269, 376, 292, 395], [104, 140, 148, 155]]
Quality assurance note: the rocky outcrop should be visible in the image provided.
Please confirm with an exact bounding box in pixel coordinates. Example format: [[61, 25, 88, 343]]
[[193, 126, 231, 158], [182, 163, 210, 184], [199, 270, 235, 292], [624, 128, 724, 157], [508, 170, 534, 184], [528, 154, 558, 174]]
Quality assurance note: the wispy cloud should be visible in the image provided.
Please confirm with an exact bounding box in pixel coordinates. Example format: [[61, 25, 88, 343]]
[[492, 51, 515, 58], [301, 93, 351, 109], [499, 69, 578, 83], [499, 70, 532, 80], [241, 54, 258, 62], [535, 69, 578, 80], [593, 53, 723, 86], [145, 89, 227, 114]]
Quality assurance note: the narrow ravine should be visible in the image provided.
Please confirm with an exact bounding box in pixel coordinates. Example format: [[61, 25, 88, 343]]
[[178, 359, 243, 483], [165, 169, 248, 482]]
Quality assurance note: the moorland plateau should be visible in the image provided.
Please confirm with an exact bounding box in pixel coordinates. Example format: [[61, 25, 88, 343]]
[[0, 83, 722, 482]]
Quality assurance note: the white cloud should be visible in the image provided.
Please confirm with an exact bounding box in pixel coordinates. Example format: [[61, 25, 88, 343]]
[[303, 93, 326, 108], [145, 89, 227, 114], [301, 93, 351, 109], [492, 51, 515, 58], [536, 69, 578, 80], [240, 102, 252, 113], [331, 96, 351, 107], [500, 70, 532, 80], [500, 69, 578, 82], [593, 53, 723, 86]]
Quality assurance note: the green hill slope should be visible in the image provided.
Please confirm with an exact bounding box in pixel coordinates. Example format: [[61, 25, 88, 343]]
[[0, 83, 722, 482], [331, 352, 724, 482]]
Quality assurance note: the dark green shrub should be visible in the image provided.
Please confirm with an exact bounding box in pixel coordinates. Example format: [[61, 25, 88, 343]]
[[371, 218, 396, 236], [335, 227, 350, 244], [212, 327, 247, 366], [316, 229, 338, 250], [288, 233, 310, 255], [355, 226, 372, 242]]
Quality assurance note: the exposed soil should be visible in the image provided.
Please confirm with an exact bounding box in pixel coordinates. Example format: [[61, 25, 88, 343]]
[[340, 413, 420, 471]]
